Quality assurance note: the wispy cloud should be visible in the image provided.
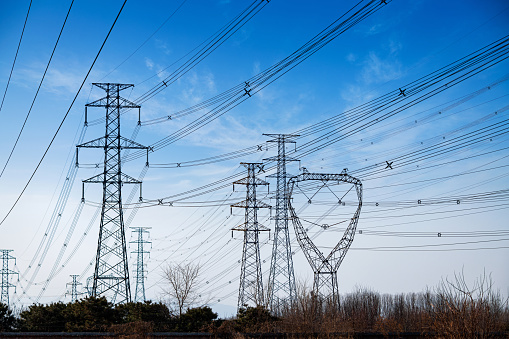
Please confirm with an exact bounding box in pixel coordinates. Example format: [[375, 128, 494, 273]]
[[361, 51, 403, 85], [341, 40, 404, 106], [154, 38, 172, 55], [346, 53, 357, 63], [15, 62, 83, 97], [365, 23, 385, 36], [145, 58, 155, 70]]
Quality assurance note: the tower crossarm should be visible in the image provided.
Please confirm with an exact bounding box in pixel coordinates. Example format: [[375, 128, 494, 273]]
[[289, 172, 362, 187], [86, 96, 140, 109], [231, 222, 270, 232], [83, 172, 142, 185], [233, 177, 269, 187], [77, 136, 148, 149], [230, 199, 271, 210]]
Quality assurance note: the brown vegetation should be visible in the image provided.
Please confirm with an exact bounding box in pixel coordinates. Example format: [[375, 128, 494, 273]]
[[109, 320, 154, 339], [213, 274, 509, 338]]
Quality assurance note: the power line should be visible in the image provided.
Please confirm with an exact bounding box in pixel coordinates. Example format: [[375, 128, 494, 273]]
[[348, 238, 509, 251], [133, 0, 270, 105], [136, 42, 509, 174], [0, 0, 128, 227], [0, 0, 32, 114], [99, 0, 188, 81], [0, 0, 74, 179], [88, 0, 269, 128], [120, 0, 390, 163]]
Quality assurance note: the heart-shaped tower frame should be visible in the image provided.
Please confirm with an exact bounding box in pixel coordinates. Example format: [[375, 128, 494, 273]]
[[288, 171, 362, 302]]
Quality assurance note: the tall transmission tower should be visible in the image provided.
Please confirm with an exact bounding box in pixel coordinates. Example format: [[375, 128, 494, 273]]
[[287, 171, 362, 302], [263, 133, 299, 310], [66, 275, 83, 302], [130, 227, 151, 302], [0, 250, 18, 307], [77, 83, 149, 304], [231, 163, 271, 310]]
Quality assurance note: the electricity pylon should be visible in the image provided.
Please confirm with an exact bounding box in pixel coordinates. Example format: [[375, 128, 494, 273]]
[[288, 171, 362, 302], [0, 250, 17, 307], [77, 83, 149, 304], [231, 163, 271, 310], [130, 227, 151, 302], [263, 133, 299, 311], [66, 275, 83, 302]]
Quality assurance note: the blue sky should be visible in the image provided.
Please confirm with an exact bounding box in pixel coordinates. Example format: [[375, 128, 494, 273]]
[[0, 0, 508, 315]]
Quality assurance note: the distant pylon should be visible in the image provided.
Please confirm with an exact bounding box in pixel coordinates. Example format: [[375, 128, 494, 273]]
[[66, 275, 83, 302], [0, 250, 18, 307], [77, 83, 149, 304], [130, 227, 151, 302], [263, 133, 299, 310], [231, 163, 271, 310]]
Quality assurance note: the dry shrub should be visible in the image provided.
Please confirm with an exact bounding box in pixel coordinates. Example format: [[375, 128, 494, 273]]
[[215, 273, 508, 337], [109, 320, 153, 339], [208, 318, 239, 338], [427, 272, 508, 338], [374, 315, 403, 336], [338, 287, 380, 332], [270, 286, 382, 334]]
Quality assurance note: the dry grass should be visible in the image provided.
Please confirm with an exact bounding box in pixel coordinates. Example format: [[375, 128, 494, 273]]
[[109, 320, 153, 339]]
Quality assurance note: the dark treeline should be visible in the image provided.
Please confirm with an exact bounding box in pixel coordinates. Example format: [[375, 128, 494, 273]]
[[0, 298, 217, 333]]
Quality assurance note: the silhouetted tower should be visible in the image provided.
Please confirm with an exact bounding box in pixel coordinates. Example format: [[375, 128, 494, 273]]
[[66, 275, 83, 302], [130, 227, 151, 302], [231, 163, 271, 309], [263, 134, 299, 310], [77, 83, 149, 303], [0, 250, 18, 307]]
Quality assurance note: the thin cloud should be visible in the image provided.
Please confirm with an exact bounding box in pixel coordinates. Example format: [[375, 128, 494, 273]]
[[361, 51, 403, 85]]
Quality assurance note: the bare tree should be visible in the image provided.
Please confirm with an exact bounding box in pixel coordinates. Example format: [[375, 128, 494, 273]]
[[162, 262, 201, 317]]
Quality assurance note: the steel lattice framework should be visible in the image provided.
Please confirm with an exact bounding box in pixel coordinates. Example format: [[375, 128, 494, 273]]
[[77, 83, 148, 304], [288, 171, 362, 302], [231, 163, 271, 310], [263, 134, 299, 310], [66, 274, 83, 302], [130, 227, 151, 302], [0, 250, 17, 307]]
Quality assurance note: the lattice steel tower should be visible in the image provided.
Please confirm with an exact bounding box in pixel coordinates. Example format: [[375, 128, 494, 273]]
[[0, 250, 17, 307], [77, 83, 148, 303], [263, 134, 299, 310], [66, 275, 83, 302], [130, 227, 151, 302], [231, 163, 271, 310], [287, 171, 362, 302]]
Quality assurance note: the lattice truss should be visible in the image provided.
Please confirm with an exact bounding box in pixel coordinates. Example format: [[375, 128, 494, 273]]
[[287, 170, 362, 301], [77, 83, 148, 304], [263, 134, 299, 309], [231, 163, 271, 309]]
